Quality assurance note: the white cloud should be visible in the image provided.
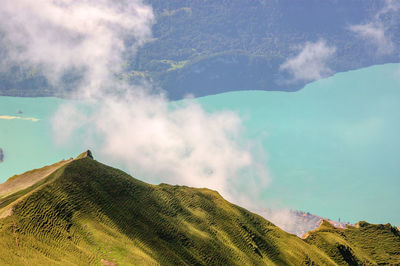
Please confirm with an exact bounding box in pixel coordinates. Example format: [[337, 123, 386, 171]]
[[349, 0, 398, 56], [259, 209, 302, 235], [0, 0, 154, 96], [0, 0, 270, 206], [349, 23, 394, 55], [90, 93, 265, 198], [378, 0, 400, 17], [280, 40, 336, 82]]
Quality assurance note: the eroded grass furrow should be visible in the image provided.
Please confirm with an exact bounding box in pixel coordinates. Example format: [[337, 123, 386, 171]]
[[0, 153, 398, 265]]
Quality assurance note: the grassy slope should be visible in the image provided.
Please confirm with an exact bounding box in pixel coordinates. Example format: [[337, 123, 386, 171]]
[[0, 159, 73, 219], [304, 220, 400, 265], [0, 154, 333, 265], [0, 153, 398, 265], [0, 158, 72, 198]]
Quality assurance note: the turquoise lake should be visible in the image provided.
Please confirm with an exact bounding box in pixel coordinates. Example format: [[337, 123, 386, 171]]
[[1, 63, 399, 225]]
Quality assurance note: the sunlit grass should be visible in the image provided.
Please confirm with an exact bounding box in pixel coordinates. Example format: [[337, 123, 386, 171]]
[[0, 153, 398, 265]]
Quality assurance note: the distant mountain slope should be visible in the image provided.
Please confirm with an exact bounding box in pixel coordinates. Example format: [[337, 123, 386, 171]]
[[0, 152, 399, 265], [0, 158, 71, 198], [1, 0, 399, 99], [260, 209, 350, 237], [134, 0, 400, 99], [305, 220, 400, 265]]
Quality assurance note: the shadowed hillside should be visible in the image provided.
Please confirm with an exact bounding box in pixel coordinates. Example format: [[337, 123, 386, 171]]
[[2, 1, 399, 99], [0, 152, 399, 265], [305, 220, 400, 265]]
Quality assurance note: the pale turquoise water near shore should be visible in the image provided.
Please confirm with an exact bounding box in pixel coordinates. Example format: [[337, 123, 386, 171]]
[[1, 63, 399, 225], [0, 97, 68, 177]]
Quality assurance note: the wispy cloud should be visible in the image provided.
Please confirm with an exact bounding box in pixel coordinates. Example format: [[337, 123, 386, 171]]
[[0, 0, 154, 95], [349, 22, 394, 55], [378, 0, 400, 18], [280, 40, 336, 82], [349, 0, 398, 55], [0, 0, 269, 206], [0, 115, 39, 122]]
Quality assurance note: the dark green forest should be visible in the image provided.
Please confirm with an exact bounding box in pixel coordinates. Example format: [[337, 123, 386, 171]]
[[1, 0, 399, 99]]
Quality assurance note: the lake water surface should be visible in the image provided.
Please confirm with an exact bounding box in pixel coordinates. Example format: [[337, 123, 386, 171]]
[[1, 63, 399, 225]]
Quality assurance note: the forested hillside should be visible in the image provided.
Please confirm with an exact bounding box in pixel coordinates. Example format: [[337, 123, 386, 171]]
[[1, 0, 399, 98]]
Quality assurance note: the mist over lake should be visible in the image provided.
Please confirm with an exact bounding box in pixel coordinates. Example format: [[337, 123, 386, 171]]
[[1, 63, 400, 225]]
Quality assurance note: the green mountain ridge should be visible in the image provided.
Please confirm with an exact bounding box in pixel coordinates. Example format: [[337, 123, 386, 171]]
[[0, 151, 399, 265]]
